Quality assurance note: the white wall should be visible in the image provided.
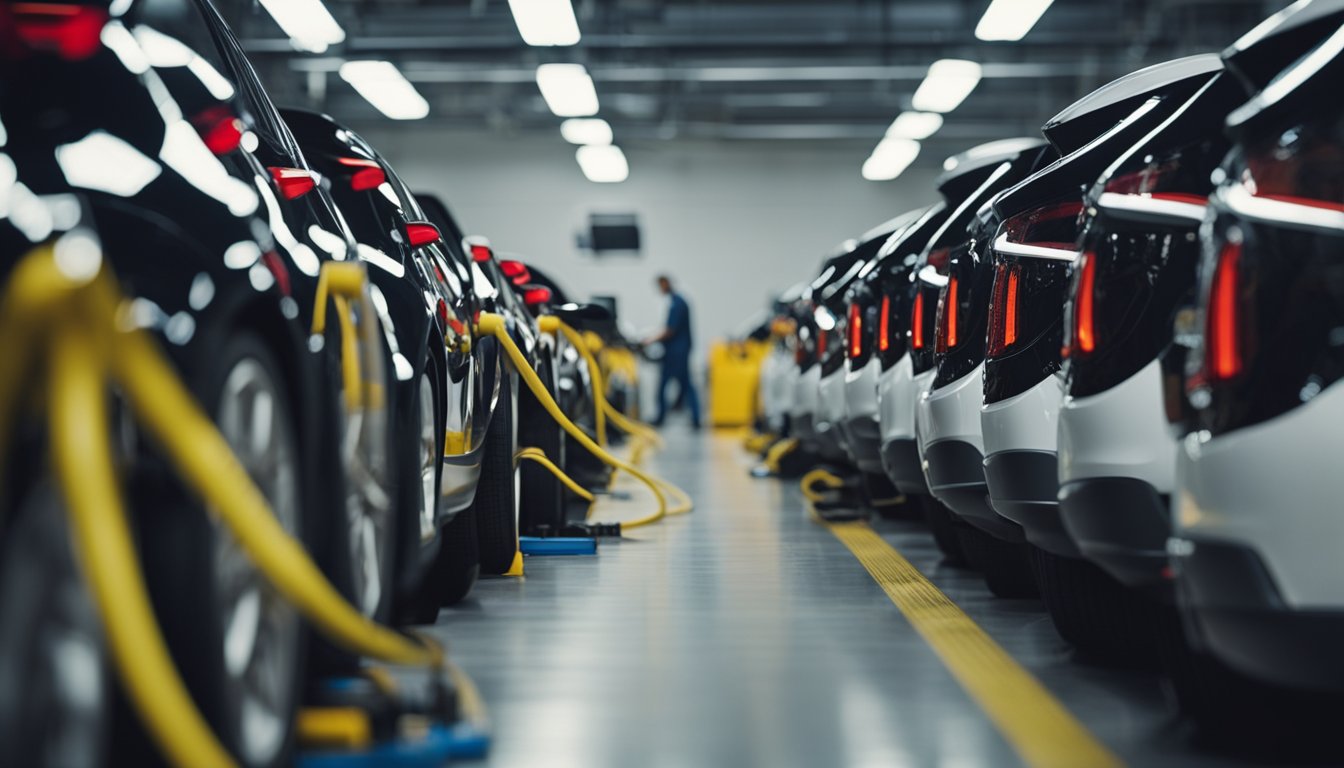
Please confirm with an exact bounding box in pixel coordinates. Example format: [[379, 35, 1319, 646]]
[[364, 127, 941, 354]]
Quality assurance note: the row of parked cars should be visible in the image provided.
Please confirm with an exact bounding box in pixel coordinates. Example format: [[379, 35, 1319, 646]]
[[0, 1, 639, 765], [752, 0, 1344, 737]]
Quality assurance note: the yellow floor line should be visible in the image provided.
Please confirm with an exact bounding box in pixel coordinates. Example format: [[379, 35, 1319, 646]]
[[826, 520, 1123, 768]]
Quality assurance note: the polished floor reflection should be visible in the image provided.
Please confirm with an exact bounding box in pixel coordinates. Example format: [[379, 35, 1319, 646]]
[[429, 431, 1255, 768]]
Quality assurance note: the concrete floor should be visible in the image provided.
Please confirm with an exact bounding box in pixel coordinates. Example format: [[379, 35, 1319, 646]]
[[427, 430, 1266, 768]]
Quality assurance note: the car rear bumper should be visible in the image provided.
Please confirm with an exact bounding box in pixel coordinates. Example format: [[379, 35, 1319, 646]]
[[881, 438, 928, 495], [924, 440, 1023, 542], [983, 449, 1070, 554], [878, 355, 924, 445], [842, 415, 883, 473], [1178, 536, 1344, 693], [1059, 476, 1170, 587]]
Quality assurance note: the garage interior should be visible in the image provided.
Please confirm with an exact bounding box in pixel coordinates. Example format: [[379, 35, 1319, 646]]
[[2, 0, 1342, 767]]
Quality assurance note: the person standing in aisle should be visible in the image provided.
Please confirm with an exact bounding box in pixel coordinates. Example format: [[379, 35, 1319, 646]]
[[647, 274, 701, 429]]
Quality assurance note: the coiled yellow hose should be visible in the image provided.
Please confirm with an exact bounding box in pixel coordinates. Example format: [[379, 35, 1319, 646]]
[[516, 446, 596, 502], [800, 468, 847, 502]]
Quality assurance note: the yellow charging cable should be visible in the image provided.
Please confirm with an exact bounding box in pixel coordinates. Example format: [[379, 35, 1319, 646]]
[[516, 447, 595, 503], [480, 313, 678, 530], [3, 247, 449, 768], [763, 437, 798, 475], [800, 467, 847, 502]]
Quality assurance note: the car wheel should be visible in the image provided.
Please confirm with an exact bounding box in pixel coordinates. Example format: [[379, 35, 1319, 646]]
[[332, 341, 395, 621], [955, 524, 1038, 598], [518, 354, 566, 534], [1027, 546, 1160, 664], [475, 367, 520, 575], [0, 477, 108, 768], [115, 333, 305, 768], [918, 495, 970, 567]]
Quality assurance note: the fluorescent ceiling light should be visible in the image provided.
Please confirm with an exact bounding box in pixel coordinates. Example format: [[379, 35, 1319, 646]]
[[576, 145, 628, 183], [886, 111, 943, 139], [862, 138, 920, 181], [975, 0, 1055, 41], [911, 59, 982, 113], [560, 118, 613, 145], [507, 0, 581, 46], [258, 0, 345, 53], [340, 61, 430, 120], [536, 64, 599, 117]]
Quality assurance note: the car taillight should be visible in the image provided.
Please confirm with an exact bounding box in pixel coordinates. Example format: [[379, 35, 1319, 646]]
[[794, 339, 806, 366], [268, 167, 317, 200], [499, 259, 531, 285], [522, 285, 552, 306], [470, 244, 493, 263], [1205, 241, 1242, 381], [847, 303, 862, 359], [878, 295, 891, 353], [911, 291, 925, 350], [1074, 250, 1097, 355], [405, 221, 442, 247], [934, 276, 959, 354], [7, 2, 107, 61], [191, 106, 244, 156], [816, 329, 827, 361], [986, 262, 1020, 357], [336, 157, 386, 191]]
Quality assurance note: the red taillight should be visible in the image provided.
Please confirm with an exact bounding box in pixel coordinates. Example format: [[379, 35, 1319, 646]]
[[847, 303, 863, 359], [794, 341, 806, 366], [437, 298, 450, 326], [987, 262, 1021, 357], [268, 167, 317, 200], [1074, 251, 1097, 355], [1206, 242, 1242, 380], [522, 286, 552, 306], [499, 260, 531, 285], [336, 157, 386, 191], [816, 329, 828, 361], [191, 106, 244, 156], [470, 244, 493, 263], [9, 3, 107, 61], [878, 295, 891, 353], [935, 277, 959, 354], [911, 291, 925, 350], [405, 222, 442, 247]]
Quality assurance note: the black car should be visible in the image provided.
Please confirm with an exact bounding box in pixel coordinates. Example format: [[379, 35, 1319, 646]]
[[282, 108, 500, 617], [1, 2, 393, 765]]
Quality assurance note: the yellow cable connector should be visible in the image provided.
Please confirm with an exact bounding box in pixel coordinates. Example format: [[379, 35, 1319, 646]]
[[800, 468, 846, 502], [763, 437, 798, 474]]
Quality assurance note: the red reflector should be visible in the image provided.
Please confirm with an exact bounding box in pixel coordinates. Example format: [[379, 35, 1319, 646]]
[[10, 3, 107, 61], [911, 291, 925, 350], [1075, 251, 1097, 355], [878, 295, 891, 353], [470, 244, 493, 263], [336, 157, 386, 191], [522, 286, 552, 306], [1207, 242, 1243, 380], [847, 303, 863, 359], [268, 167, 317, 200], [192, 106, 244, 156], [936, 277, 958, 353], [405, 222, 442, 247]]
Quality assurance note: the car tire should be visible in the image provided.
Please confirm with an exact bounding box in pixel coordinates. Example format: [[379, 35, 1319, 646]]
[[116, 332, 306, 768], [475, 368, 520, 575], [955, 524, 1038, 598], [518, 354, 567, 534], [0, 474, 108, 768], [1028, 546, 1160, 664], [392, 359, 449, 625], [919, 495, 970, 567]]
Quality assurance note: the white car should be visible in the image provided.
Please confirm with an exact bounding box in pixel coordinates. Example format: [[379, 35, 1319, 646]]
[[982, 55, 1223, 560], [1172, 5, 1344, 726]]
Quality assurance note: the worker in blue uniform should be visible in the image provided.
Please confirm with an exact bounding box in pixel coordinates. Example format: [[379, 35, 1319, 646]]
[[647, 274, 701, 429]]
